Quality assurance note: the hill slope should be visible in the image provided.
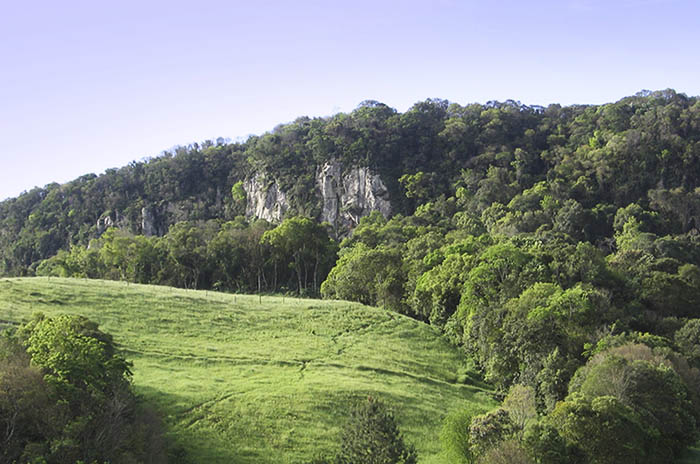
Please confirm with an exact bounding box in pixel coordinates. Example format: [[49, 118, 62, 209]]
[[4, 90, 699, 279], [0, 277, 493, 463]]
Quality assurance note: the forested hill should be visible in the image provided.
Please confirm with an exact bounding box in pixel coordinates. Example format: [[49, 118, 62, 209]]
[[1, 88, 699, 278], [4, 91, 700, 461]]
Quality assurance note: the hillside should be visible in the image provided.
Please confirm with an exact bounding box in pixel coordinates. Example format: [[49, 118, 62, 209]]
[[3, 89, 700, 462], [0, 277, 494, 463], [3, 90, 699, 279]]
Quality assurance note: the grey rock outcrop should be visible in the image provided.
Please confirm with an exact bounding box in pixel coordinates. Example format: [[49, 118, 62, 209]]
[[243, 162, 391, 236], [244, 172, 290, 222], [96, 211, 125, 235], [316, 160, 391, 237], [141, 206, 162, 237]]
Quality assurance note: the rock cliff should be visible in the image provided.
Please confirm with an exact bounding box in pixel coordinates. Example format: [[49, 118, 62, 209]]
[[244, 172, 290, 222], [244, 161, 391, 237], [316, 160, 391, 237]]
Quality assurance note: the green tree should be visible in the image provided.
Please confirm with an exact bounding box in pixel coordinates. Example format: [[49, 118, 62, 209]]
[[468, 409, 514, 458], [561, 344, 699, 462], [321, 243, 405, 310], [548, 394, 648, 464], [262, 216, 337, 294], [1, 314, 166, 464], [337, 397, 417, 464]]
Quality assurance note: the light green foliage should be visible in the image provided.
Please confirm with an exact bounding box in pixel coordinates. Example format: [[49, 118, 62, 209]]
[[439, 403, 491, 464], [1, 313, 162, 464], [262, 217, 337, 294], [231, 180, 246, 202], [0, 277, 494, 463], [24, 314, 131, 397], [413, 235, 492, 326], [321, 243, 405, 311]]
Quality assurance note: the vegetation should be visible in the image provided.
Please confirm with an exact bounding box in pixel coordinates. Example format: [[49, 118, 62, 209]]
[[2, 89, 700, 461], [334, 396, 417, 464], [0, 277, 494, 463], [0, 313, 165, 463], [35, 216, 338, 295]]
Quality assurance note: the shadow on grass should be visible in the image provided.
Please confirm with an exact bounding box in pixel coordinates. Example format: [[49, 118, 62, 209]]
[[136, 385, 277, 464]]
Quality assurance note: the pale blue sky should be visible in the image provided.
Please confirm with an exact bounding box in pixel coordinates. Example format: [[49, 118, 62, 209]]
[[1, 0, 699, 200]]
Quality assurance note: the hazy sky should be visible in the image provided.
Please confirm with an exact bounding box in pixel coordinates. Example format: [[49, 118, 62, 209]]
[[1, 0, 699, 200]]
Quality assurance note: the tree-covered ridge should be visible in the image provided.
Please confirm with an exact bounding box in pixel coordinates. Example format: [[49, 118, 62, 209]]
[[2, 89, 699, 277], [3, 89, 700, 461]]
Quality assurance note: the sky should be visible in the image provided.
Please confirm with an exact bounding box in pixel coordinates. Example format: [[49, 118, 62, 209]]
[[1, 0, 699, 201]]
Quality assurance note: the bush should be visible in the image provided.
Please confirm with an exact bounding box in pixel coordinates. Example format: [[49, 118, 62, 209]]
[[337, 396, 417, 464]]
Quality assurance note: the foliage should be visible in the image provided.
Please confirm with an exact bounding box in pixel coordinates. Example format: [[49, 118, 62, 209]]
[[439, 403, 491, 464], [553, 343, 699, 463], [336, 397, 417, 464], [0, 313, 165, 464], [36, 216, 337, 296], [468, 409, 514, 458], [4, 90, 700, 461]]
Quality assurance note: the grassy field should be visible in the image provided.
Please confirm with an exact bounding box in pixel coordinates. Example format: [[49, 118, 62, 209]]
[[0, 277, 494, 463]]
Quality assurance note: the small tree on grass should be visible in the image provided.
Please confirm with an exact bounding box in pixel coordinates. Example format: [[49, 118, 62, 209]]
[[337, 396, 417, 464]]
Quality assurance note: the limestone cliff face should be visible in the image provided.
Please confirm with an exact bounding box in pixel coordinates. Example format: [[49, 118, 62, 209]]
[[244, 162, 391, 236], [96, 211, 127, 235], [316, 160, 391, 236], [244, 172, 290, 222]]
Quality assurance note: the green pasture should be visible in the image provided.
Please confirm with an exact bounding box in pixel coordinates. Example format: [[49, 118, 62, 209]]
[[0, 277, 494, 463]]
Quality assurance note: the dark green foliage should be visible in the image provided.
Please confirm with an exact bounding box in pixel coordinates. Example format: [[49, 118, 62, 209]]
[[336, 397, 417, 464], [676, 319, 700, 366], [522, 422, 571, 464], [555, 344, 699, 463], [548, 394, 649, 464], [3, 90, 699, 279], [0, 314, 166, 464]]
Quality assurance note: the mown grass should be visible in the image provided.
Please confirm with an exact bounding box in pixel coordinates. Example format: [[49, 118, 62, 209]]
[[0, 277, 494, 463]]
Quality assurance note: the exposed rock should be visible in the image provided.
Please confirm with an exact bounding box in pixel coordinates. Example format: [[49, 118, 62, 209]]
[[316, 160, 391, 237], [244, 172, 290, 222], [96, 211, 125, 235], [96, 216, 113, 235], [243, 162, 391, 236], [141, 206, 160, 237]]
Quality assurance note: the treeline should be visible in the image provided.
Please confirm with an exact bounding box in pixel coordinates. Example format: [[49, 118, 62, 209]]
[[0, 140, 250, 276], [37, 216, 338, 295], [4, 89, 699, 278]]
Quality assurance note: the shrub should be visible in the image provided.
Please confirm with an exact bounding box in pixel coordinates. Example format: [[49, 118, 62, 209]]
[[337, 396, 417, 464]]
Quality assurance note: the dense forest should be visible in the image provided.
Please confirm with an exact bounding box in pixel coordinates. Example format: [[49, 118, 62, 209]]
[[2, 89, 700, 462]]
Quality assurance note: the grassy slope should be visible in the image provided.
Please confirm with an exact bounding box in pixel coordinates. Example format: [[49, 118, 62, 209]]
[[0, 277, 494, 464]]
